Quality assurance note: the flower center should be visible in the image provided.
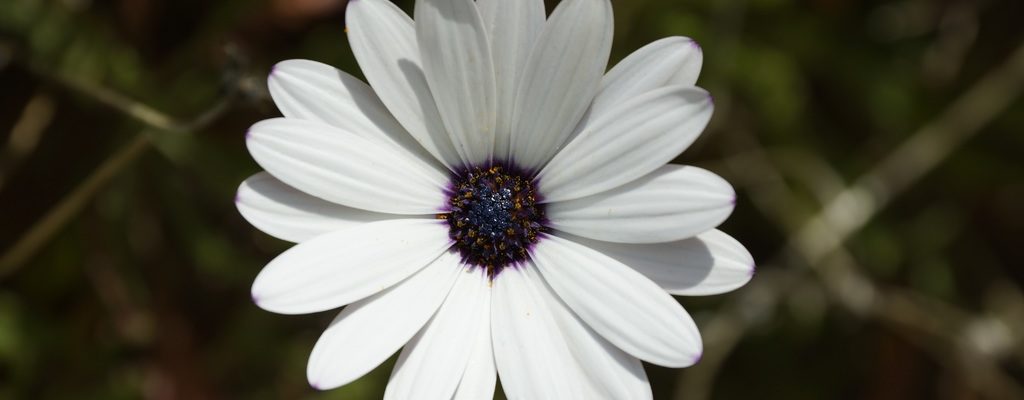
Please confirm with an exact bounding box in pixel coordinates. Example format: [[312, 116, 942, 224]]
[[442, 164, 546, 278]]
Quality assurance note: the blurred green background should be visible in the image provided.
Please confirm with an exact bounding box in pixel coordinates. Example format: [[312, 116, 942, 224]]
[[1, 0, 1023, 398]]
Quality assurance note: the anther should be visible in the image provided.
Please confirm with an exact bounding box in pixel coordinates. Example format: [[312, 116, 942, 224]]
[[441, 163, 547, 278]]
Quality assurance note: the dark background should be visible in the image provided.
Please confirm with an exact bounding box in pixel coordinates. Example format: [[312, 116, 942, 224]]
[[1, 0, 1023, 399]]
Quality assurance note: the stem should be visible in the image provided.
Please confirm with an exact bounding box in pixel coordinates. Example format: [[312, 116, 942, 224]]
[[0, 135, 152, 277]]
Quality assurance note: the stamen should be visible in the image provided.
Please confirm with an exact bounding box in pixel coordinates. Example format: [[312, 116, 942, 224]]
[[442, 164, 546, 278]]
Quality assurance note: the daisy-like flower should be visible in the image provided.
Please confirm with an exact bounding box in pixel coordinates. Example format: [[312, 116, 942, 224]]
[[236, 0, 754, 398]]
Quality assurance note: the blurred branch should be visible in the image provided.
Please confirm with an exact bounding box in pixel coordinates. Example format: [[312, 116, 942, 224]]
[[0, 66, 241, 279], [792, 41, 1024, 265], [680, 41, 1024, 400], [872, 288, 1024, 398], [788, 41, 1024, 396], [0, 92, 57, 190], [820, 251, 1024, 399], [40, 67, 237, 134], [674, 269, 804, 400], [0, 134, 151, 278], [85, 237, 155, 346]]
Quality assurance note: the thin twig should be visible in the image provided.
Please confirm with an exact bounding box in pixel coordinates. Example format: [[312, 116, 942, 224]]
[[45, 69, 238, 134], [680, 40, 1024, 399], [0, 92, 57, 189], [792, 41, 1024, 265], [0, 73, 240, 278], [0, 134, 152, 277]]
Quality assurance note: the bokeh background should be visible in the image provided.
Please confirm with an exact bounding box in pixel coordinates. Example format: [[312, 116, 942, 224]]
[[1, 0, 1023, 398]]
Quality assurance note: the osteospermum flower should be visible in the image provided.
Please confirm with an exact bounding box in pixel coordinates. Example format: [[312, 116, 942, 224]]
[[236, 0, 754, 397]]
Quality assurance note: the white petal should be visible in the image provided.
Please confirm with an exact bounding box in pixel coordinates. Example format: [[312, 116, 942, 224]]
[[268, 59, 441, 169], [246, 118, 448, 215], [416, 0, 496, 165], [532, 235, 703, 367], [587, 37, 703, 120], [508, 0, 613, 171], [491, 265, 594, 399], [236, 172, 395, 243], [452, 302, 496, 400], [251, 219, 451, 315], [534, 267, 653, 399], [346, 0, 462, 169], [547, 165, 735, 243], [563, 230, 755, 296], [538, 86, 714, 203], [476, 0, 545, 159], [306, 251, 463, 390], [385, 268, 490, 400]]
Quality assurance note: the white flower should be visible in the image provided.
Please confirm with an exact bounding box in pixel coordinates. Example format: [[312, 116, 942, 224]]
[[236, 0, 754, 398]]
